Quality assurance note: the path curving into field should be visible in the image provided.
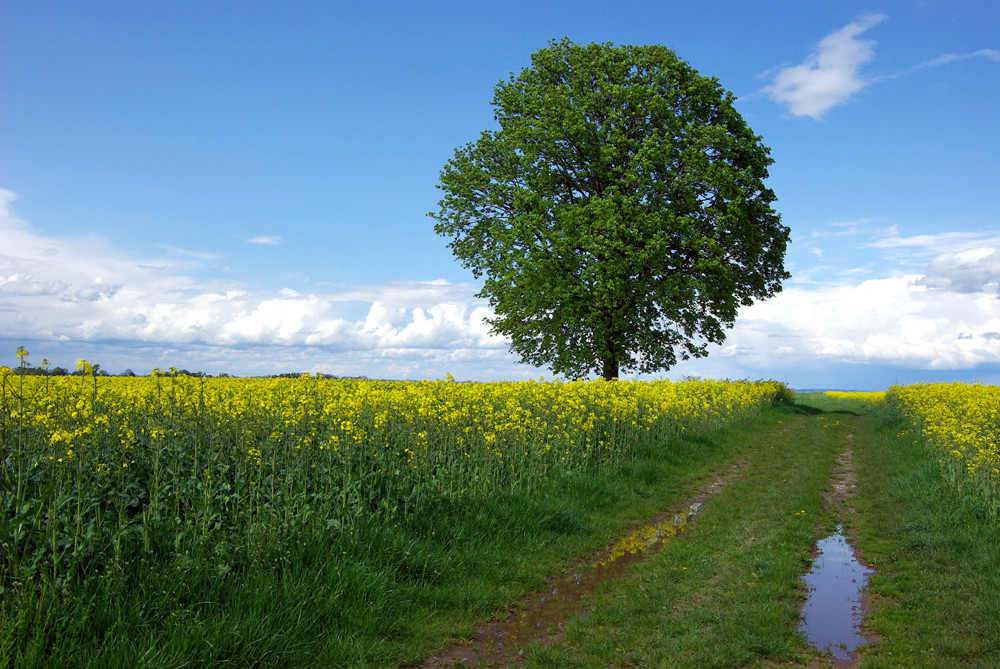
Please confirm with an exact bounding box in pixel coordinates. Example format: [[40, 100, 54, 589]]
[[412, 402, 880, 668], [410, 394, 1000, 668]]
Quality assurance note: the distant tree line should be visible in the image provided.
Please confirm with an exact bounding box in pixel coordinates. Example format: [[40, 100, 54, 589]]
[[10, 365, 93, 377], [7, 365, 364, 380]]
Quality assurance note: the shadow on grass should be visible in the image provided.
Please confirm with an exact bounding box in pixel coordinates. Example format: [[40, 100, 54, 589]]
[[790, 404, 863, 417], [787, 393, 866, 417]]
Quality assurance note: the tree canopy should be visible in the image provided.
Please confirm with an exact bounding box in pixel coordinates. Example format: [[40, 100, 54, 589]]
[[431, 38, 790, 380]]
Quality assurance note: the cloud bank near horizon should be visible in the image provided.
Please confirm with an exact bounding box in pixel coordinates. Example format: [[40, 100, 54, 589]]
[[2, 189, 999, 381]]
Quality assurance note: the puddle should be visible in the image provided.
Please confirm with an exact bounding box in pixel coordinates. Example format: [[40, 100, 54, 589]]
[[421, 503, 701, 667], [799, 525, 873, 663], [597, 503, 700, 568]]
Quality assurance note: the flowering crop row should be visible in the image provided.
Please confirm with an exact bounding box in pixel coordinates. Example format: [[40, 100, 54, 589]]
[[1, 363, 785, 597], [886, 382, 1000, 509], [824, 391, 886, 405]]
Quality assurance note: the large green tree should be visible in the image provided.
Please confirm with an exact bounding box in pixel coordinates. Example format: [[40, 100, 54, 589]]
[[431, 39, 790, 380]]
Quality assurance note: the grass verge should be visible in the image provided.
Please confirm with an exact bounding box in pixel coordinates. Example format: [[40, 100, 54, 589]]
[[850, 402, 1000, 668]]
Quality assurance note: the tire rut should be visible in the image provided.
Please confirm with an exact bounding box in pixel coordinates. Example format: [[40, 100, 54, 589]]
[[799, 424, 878, 668], [411, 448, 760, 668]]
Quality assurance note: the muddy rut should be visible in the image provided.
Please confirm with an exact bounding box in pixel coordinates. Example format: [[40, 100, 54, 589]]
[[797, 433, 877, 668], [414, 454, 756, 668], [414, 417, 878, 669]]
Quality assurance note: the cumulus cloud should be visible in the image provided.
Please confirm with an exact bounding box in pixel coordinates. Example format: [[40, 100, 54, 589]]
[[666, 226, 1000, 383], [763, 14, 886, 119], [710, 248, 1000, 374], [0, 189, 507, 378], [917, 247, 1000, 294]]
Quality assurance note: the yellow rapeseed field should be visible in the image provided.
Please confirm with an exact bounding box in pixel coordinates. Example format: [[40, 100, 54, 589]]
[[1, 364, 786, 591], [887, 382, 1000, 504], [824, 391, 886, 405]]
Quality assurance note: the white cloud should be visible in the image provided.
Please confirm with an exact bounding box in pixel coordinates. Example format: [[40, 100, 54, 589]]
[[0, 189, 507, 378], [866, 230, 1000, 251], [830, 218, 872, 229], [247, 235, 282, 245], [764, 14, 886, 119], [764, 17, 1000, 120], [717, 262, 1000, 372], [863, 231, 1000, 272], [908, 48, 1000, 72], [156, 245, 221, 262], [918, 247, 1000, 294]]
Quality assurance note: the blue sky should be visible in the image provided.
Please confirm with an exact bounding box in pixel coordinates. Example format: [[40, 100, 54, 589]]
[[2, 1, 999, 389]]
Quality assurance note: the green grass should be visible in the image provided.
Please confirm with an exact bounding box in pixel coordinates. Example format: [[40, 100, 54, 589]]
[[7, 391, 999, 668], [517, 394, 1000, 668], [524, 399, 847, 668], [851, 404, 1000, 668]]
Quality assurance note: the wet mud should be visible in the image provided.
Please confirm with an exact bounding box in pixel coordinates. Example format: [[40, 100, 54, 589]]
[[417, 456, 752, 668], [457, 504, 700, 667]]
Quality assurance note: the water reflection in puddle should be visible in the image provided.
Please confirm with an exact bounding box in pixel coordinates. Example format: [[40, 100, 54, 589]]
[[799, 525, 872, 662]]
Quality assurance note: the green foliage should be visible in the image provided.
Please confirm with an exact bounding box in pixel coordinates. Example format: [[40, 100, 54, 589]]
[[431, 38, 790, 379]]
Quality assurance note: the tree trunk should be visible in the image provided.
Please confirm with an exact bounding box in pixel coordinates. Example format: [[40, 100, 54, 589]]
[[601, 355, 619, 381]]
